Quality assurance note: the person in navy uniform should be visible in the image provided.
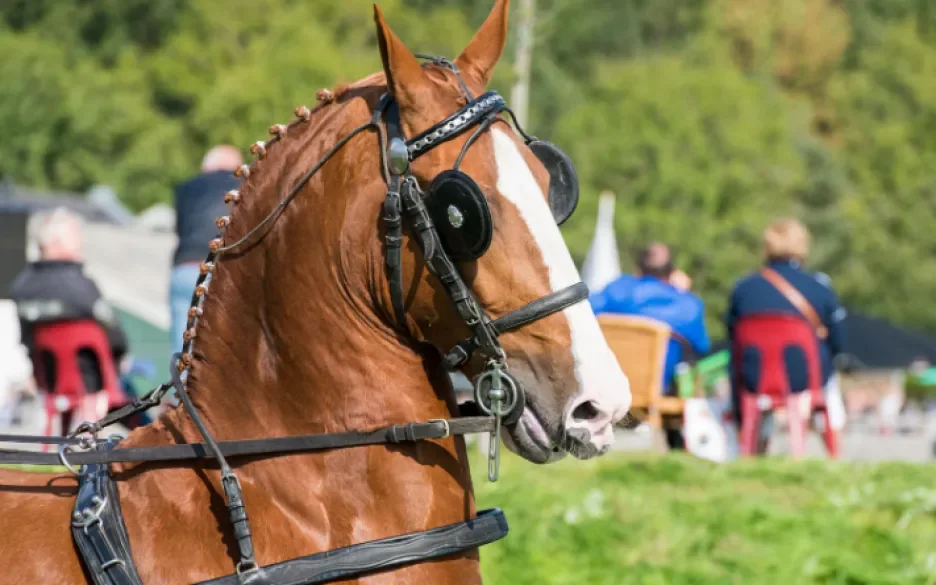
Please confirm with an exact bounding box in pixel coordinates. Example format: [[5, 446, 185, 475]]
[[726, 219, 846, 430], [590, 242, 710, 448]]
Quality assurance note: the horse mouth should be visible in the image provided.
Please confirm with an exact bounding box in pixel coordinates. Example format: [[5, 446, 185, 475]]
[[502, 406, 565, 464]]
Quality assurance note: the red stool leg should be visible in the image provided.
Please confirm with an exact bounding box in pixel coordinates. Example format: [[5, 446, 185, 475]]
[[820, 408, 840, 459], [786, 394, 807, 458], [739, 392, 761, 457]]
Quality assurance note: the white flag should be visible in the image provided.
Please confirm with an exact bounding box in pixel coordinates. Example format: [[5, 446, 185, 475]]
[[581, 191, 621, 293]]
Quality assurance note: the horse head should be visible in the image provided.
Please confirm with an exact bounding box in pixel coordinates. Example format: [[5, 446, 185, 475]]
[[369, 0, 631, 463]]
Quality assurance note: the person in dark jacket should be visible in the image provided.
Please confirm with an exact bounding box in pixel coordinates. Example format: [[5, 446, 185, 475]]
[[9, 208, 128, 391], [170, 145, 242, 353], [726, 219, 845, 385]]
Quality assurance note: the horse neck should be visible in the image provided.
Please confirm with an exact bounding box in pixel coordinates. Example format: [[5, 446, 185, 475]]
[[163, 107, 456, 441]]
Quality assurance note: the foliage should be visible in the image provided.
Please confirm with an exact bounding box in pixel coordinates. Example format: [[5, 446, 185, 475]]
[[553, 46, 815, 330], [1, 0, 936, 333], [474, 451, 936, 585]]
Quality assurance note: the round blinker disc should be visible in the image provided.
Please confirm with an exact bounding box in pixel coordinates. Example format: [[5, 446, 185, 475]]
[[528, 140, 579, 225], [426, 170, 493, 261]]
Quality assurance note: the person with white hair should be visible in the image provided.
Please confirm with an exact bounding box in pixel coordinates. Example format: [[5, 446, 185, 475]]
[[8, 207, 128, 391], [170, 145, 243, 353]]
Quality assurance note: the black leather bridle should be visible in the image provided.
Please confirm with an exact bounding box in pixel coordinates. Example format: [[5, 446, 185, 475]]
[[0, 57, 590, 585]]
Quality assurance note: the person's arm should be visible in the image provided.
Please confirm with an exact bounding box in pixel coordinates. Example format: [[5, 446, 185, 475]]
[[724, 285, 739, 340], [588, 288, 609, 314], [88, 295, 127, 362], [684, 297, 710, 355], [79, 278, 129, 363], [823, 289, 846, 358]]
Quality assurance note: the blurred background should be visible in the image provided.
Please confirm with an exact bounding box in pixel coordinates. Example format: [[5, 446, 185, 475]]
[[0, 1, 935, 583]]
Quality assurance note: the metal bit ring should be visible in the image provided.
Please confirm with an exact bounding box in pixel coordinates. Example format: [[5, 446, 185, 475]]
[[474, 364, 519, 418]]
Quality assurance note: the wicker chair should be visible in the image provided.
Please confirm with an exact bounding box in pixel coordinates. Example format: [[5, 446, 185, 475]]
[[597, 314, 684, 430]]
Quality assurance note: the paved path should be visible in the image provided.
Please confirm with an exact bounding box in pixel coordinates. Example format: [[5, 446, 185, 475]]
[[610, 425, 936, 463]]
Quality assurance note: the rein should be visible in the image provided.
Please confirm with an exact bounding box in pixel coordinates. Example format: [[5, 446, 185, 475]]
[[0, 416, 495, 468]]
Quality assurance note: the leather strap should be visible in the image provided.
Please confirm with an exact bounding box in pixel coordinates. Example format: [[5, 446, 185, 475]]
[[0, 417, 495, 467], [760, 268, 828, 339], [71, 441, 144, 585], [442, 282, 588, 369], [195, 508, 509, 585]]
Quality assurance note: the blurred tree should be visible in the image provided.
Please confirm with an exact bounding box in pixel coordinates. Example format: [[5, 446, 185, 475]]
[[553, 44, 815, 332], [0, 0, 934, 334]]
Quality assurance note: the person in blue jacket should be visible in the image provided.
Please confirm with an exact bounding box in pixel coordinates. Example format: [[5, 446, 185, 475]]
[[590, 242, 710, 448]]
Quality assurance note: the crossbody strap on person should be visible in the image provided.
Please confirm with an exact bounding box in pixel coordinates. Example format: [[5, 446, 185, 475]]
[[760, 267, 828, 339]]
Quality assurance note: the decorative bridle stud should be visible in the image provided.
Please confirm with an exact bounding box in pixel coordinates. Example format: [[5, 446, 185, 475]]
[[209, 238, 224, 252], [194, 285, 208, 298], [200, 262, 215, 275], [183, 328, 198, 342], [188, 306, 203, 319]]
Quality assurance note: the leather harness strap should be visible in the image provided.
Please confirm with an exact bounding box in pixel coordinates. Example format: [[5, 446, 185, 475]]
[[0, 416, 495, 467], [195, 508, 508, 585], [760, 268, 829, 339], [72, 441, 145, 585]]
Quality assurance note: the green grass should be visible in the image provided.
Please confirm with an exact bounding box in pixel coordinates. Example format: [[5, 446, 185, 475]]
[[473, 452, 936, 585], [5, 451, 935, 583], [0, 464, 68, 473]]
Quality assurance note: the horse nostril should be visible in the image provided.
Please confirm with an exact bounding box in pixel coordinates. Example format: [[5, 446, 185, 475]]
[[572, 400, 601, 423]]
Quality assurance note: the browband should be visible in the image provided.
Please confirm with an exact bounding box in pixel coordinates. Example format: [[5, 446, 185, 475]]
[[406, 91, 506, 160]]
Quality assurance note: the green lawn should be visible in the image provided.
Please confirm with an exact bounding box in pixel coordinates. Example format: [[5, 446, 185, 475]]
[[5, 450, 934, 584], [473, 452, 936, 585]]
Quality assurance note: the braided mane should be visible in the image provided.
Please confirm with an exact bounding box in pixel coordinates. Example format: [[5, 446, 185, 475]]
[[174, 80, 382, 380]]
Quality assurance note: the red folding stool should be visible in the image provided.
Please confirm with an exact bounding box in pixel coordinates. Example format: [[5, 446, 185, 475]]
[[732, 313, 838, 458], [30, 320, 126, 443]]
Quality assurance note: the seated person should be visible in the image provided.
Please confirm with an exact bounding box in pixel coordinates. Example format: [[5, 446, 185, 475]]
[[591, 243, 710, 391], [725, 219, 845, 394], [725, 219, 846, 392], [8, 208, 128, 393]]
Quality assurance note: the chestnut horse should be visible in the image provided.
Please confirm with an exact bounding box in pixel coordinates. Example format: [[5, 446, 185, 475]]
[[0, 1, 630, 583]]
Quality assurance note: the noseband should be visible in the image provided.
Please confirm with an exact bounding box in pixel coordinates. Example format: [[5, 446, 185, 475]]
[[0, 56, 591, 585]]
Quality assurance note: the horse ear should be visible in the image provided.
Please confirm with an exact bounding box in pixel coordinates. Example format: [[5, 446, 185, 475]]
[[374, 4, 429, 108], [454, 0, 510, 89]]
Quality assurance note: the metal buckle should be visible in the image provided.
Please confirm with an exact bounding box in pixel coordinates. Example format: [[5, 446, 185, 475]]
[[236, 560, 259, 575], [427, 419, 451, 439], [58, 444, 83, 476], [70, 420, 100, 441]]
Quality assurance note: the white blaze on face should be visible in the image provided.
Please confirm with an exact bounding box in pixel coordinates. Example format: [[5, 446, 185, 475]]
[[490, 128, 631, 427]]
